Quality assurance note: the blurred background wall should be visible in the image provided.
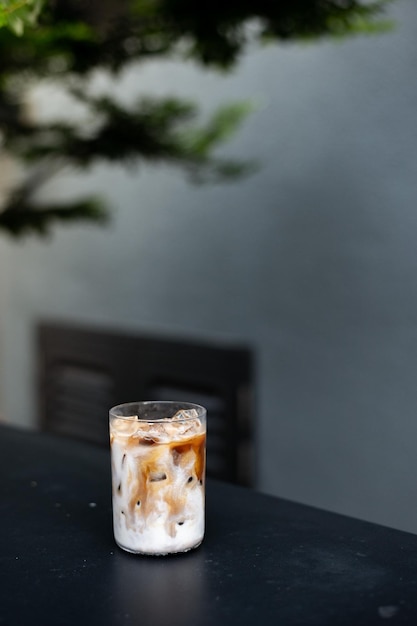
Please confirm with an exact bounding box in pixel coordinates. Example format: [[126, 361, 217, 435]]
[[1, 0, 417, 533]]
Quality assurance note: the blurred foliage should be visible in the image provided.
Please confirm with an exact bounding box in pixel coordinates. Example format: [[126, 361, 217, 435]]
[[0, 0, 44, 35], [0, 0, 394, 237]]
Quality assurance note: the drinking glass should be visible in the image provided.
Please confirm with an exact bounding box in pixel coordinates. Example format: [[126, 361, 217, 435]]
[[109, 401, 206, 555]]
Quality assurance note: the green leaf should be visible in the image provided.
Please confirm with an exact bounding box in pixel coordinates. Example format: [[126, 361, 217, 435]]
[[0, 0, 44, 34], [0, 196, 107, 237]]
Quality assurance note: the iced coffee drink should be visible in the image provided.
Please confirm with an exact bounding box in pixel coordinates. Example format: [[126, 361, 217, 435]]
[[109, 401, 206, 555]]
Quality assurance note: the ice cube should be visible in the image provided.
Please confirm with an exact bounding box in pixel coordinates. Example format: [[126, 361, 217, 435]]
[[110, 415, 139, 436], [136, 421, 167, 442], [171, 409, 199, 421]]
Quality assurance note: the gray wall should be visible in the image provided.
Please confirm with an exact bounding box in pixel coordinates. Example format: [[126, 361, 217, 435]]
[[1, 0, 417, 533]]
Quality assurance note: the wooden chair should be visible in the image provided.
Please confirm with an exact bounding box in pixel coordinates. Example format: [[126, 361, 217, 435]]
[[36, 321, 255, 486]]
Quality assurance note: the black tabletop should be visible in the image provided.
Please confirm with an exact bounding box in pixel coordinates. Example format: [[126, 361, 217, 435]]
[[1, 424, 417, 626]]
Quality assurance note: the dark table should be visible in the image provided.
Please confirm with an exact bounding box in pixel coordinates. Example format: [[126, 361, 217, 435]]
[[1, 425, 417, 625]]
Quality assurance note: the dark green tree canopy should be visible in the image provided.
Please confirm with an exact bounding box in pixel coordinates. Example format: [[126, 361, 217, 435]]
[[0, 0, 393, 237]]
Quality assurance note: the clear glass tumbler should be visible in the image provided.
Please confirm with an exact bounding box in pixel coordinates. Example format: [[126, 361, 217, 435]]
[[109, 401, 206, 555]]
